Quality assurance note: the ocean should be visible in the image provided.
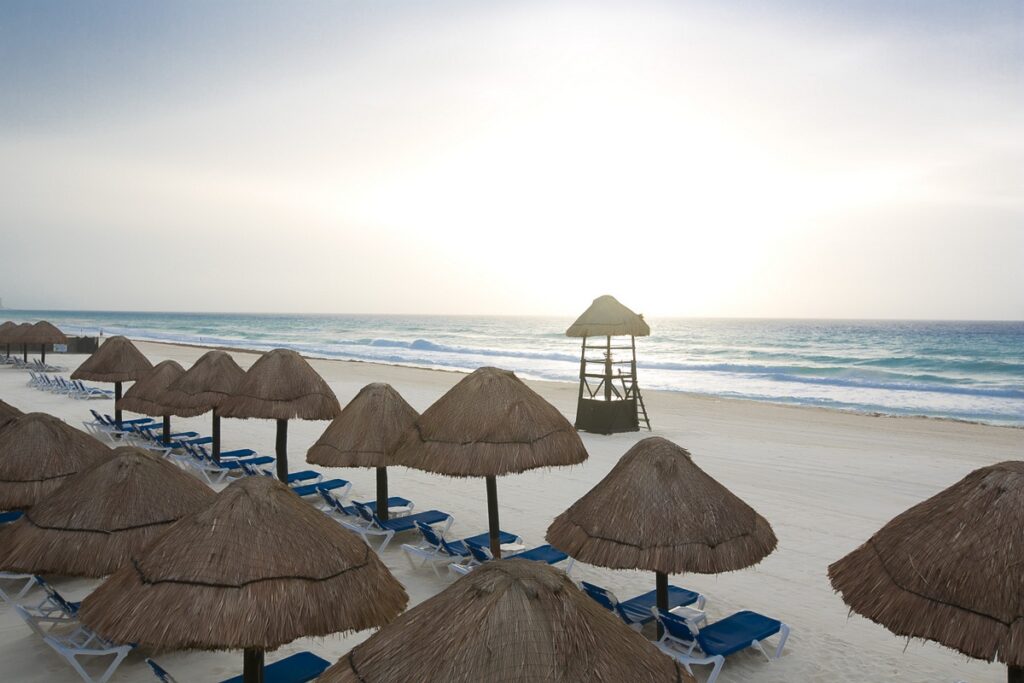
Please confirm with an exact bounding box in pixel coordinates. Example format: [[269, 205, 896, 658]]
[[4, 310, 1022, 426]]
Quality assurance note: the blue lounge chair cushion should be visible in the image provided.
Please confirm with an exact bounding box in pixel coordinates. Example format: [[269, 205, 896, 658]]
[[379, 510, 449, 532], [220, 448, 257, 459], [509, 544, 568, 564], [337, 496, 411, 516], [218, 652, 330, 683], [219, 456, 275, 470], [284, 470, 322, 484], [697, 610, 783, 658], [0, 510, 23, 524], [291, 479, 348, 497], [619, 586, 701, 623]]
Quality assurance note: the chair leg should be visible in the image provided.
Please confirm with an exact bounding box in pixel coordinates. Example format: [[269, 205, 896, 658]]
[[705, 655, 726, 683]]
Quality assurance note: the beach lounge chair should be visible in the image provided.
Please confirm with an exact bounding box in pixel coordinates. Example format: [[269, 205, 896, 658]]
[[401, 521, 520, 577], [0, 572, 37, 605], [0, 510, 23, 524], [146, 652, 330, 683], [22, 576, 82, 624], [15, 604, 133, 683], [580, 581, 705, 630], [239, 459, 324, 486], [348, 502, 453, 552], [318, 489, 413, 524], [73, 380, 114, 400], [653, 607, 790, 683], [450, 540, 574, 576], [185, 449, 276, 486]]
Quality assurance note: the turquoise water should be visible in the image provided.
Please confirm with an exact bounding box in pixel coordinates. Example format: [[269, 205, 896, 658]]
[[5, 310, 1022, 426]]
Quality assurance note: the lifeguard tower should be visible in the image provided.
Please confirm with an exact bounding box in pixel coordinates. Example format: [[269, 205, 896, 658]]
[[566, 295, 651, 434]]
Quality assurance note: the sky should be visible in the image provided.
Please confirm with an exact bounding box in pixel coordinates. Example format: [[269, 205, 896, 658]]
[[1, 0, 1021, 319]]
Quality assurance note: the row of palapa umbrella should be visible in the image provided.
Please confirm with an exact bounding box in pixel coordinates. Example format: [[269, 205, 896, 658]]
[[1, 334, 1022, 682], [0, 320, 68, 362]]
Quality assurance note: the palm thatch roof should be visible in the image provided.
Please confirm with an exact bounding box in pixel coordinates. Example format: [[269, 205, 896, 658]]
[[0, 321, 16, 342], [159, 350, 246, 417], [829, 460, 1024, 666], [25, 321, 68, 345], [392, 367, 588, 478], [318, 560, 692, 683], [0, 399, 23, 432], [546, 437, 777, 574], [218, 349, 340, 421], [0, 413, 111, 510], [7, 323, 34, 344], [565, 295, 650, 338], [307, 383, 419, 469], [0, 447, 214, 577], [117, 360, 186, 416], [71, 336, 153, 383], [79, 475, 406, 650]]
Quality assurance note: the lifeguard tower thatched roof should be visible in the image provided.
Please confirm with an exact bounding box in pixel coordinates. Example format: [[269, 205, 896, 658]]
[[565, 295, 650, 338]]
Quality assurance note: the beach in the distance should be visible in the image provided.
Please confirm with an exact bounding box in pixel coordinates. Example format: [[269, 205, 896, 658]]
[[1, 339, 1021, 682]]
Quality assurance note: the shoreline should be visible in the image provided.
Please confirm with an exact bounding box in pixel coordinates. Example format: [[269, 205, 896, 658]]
[[131, 337, 1024, 432]]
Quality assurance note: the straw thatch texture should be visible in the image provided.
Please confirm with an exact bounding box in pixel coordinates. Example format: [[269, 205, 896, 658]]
[[829, 460, 1024, 666], [318, 560, 692, 683], [218, 349, 340, 421], [8, 323, 34, 344], [0, 321, 15, 343], [79, 476, 406, 650], [0, 400, 23, 432], [71, 336, 153, 383], [392, 367, 588, 478], [159, 350, 246, 417], [546, 437, 777, 574], [565, 295, 650, 338], [117, 360, 186, 416], [0, 413, 111, 510], [25, 321, 68, 345], [0, 447, 214, 577], [307, 383, 419, 468]]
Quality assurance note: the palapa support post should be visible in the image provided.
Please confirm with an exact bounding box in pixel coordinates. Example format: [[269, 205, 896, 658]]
[[212, 409, 221, 463], [40, 344, 46, 363], [22, 344, 27, 362], [114, 382, 123, 430], [486, 475, 501, 559], [162, 415, 171, 446], [656, 570, 669, 639], [376, 467, 389, 522], [275, 419, 289, 482], [243, 648, 264, 683], [1010, 665, 1024, 683]]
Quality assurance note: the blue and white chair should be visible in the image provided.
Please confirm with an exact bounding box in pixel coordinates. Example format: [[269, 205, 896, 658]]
[[450, 540, 575, 576], [147, 652, 330, 683], [653, 607, 790, 683], [580, 581, 705, 630], [347, 501, 453, 552], [401, 521, 520, 577], [15, 604, 134, 683]]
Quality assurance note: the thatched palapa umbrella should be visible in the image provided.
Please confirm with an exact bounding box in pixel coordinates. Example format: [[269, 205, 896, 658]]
[[307, 383, 418, 520], [394, 367, 588, 558], [0, 399, 23, 432], [80, 475, 407, 683], [9, 323, 33, 362], [118, 360, 186, 446], [318, 559, 693, 683], [219, 349, 340, 482], [71, 336, 153, 429], [0, 413, 110, 510], [829, 461, 1024, 683], [0, 321, 16, 357], [0, 447, 213, 576], [547, 437, 777, 616], [26, 321, 67, 364], [159, 350, 245, 463]]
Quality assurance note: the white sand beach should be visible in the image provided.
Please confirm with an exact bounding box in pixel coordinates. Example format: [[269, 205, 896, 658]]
[[1, 340, 1022, 683]]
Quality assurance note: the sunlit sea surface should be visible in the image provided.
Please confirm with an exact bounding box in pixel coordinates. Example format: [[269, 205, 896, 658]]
[[6, 311, 1022, 426]]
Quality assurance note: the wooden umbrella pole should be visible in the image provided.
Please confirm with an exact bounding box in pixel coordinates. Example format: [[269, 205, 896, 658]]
[[41, 344, 46, 363], [487, 475, 501, 559], [656, 571, 669, 639], [376, 467, 389, 521], [1009, 665, 1024, 683], [275, 419, 289, 482], [212, 410, 221, 463], [22, 344, 27, 362], [162, 415, 171, 446], [114, 382, 123, 430], [243, 648, 264, 683]]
